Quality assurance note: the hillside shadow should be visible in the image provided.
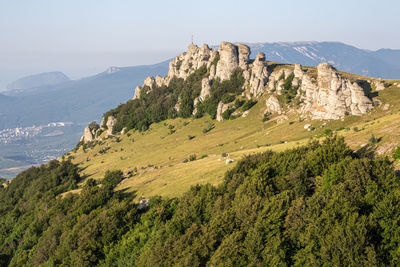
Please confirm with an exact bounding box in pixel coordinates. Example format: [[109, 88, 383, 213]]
[[118, 187, 137, 200], [355, 144, 377, 159]]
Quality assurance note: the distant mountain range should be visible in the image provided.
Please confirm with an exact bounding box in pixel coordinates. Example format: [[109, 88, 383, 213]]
[[5, 71, 70, 96], [0, 61, 169, 129], [247, 42, 400, 79]]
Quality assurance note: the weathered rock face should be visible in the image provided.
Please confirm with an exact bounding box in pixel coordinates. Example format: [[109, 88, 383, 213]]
[[267, 67, 293, 94], [133, 41, 270, 112], [374, 80, 386, 91], [133, 86, 141, 100], [299, 63, 373, 120], [237, 43, 251, 69], [80, 122, 100, 143], [81, 126, 94, 143], [249, 52, 269, 97], [199, 78, 211, 101], [216, 42, 239, 81], [106, 116, 117, 136], [216, 101, 230, 122], [265, 95, 282, 115]]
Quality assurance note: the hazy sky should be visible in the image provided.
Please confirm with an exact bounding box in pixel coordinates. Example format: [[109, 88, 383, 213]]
[[0, 0, 399, 89]]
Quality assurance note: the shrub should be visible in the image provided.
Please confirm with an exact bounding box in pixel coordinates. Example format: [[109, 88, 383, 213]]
[[324, 128, 333, 136], [263, 112, 272, 122], [353, 127, 359, 132], [222, 108, 234, 120], [102, 170, 124, 189], [189, 154, 197, 161], [393, 146, 400, 160], [221, 94, 236, 104], [221, 152, 227, 157], [202, 122, 215, 134], [234, 99, 245, 109], [241, 100, 257, 111], [188, 135, 195, 140], [369, 134, 380, 145]]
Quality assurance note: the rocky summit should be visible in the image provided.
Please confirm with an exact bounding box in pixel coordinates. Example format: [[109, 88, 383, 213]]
[[82, 41, 381, 142], [135, 42, 375, 119]]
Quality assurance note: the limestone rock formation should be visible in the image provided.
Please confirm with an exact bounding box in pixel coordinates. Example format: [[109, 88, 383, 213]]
[[374, 80, 386, 91], [216, 42, 239, 81], [106, 116, 117, 136], [128, 42, 374, 124], [133, 86, 141, 100], [265, 95, 282, 114], [80, 122, 100, 143], [299, 63, 373, 120], [237, 43, 251, 69], [249, 52, 269, 96], [216, 101, 230, 122], [81, 126, 94, 143]]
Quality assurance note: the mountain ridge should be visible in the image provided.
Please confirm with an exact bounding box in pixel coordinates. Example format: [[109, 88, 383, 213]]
[[5, 71, 70, 96]]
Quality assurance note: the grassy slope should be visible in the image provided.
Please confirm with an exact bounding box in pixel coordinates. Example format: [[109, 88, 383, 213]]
[[70, 76, 400, 199]]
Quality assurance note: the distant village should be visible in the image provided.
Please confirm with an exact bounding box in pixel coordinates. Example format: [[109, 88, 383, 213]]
[[0, 122, 73, 144]]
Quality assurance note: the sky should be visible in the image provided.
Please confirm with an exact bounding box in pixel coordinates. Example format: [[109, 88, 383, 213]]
[[0, 0, 399, 89]]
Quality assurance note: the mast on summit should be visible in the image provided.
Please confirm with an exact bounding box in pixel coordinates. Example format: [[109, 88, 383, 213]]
[[191, 34, 194, 44]]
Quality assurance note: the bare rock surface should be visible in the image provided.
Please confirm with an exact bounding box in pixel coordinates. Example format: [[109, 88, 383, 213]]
[[106, 116, 117, 136]]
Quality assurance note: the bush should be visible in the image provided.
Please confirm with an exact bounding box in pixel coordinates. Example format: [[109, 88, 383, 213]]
[[221, 94, 236, 104], [369, 134, 380, 145], [222, 108, 234, 120], [234, 99, 245, 109], [353, 127, 359, 132], [188, 135, 195, 140], [324, 128, 333, 136], [221, 152, 227, 157], [241, 100, 257, 111], [393, 146, 400, 160], [189, 154, 197, 161], [202, 122, 215, 134], [263, 112, 272, 122], [102, 170, 124, 189]]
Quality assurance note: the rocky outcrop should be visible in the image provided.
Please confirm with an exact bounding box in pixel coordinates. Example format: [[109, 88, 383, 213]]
[[237, 43, 251, 69], [248, 52, 269, 96], [132, 41, 270, 115], [80, 122, 100, 143], [106, 116, 117, 136], [133, 86, 141, 100], [216, 101, 230, 122], [374, 80, 386, 91], [298, 63, 373, 120], [129, 42, 374, 124], [265, 95, 282, 114], [216, 42, 240, 81]]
